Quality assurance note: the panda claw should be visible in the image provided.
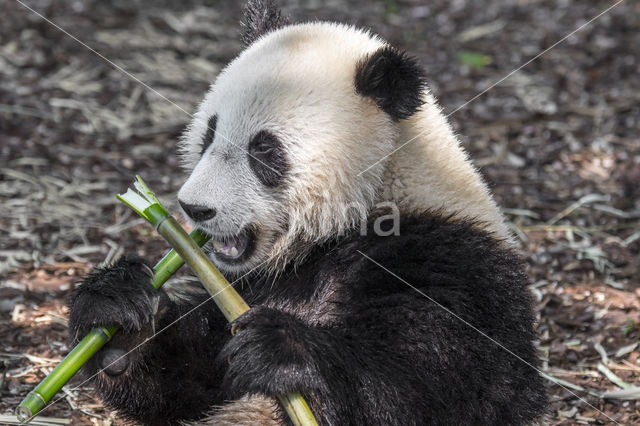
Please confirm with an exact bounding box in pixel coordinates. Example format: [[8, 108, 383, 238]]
[[230, 323, 241, 335], [140, 263, 154, 279]]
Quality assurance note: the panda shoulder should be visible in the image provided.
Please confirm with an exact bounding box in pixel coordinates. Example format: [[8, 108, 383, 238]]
[[326, 212, 527, 291]]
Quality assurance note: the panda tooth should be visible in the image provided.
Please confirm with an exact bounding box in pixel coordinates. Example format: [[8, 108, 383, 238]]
[[230, 247, 239, 257], [213, 240, 224, 251]]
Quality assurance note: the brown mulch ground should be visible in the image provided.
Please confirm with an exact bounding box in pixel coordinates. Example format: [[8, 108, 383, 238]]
[[1, 0, 639, 424]]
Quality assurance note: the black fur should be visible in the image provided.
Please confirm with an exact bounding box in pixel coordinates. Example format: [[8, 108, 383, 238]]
[[69, 213, 547, 425], [201, 114, 217, 156], [69, 256, 158, 337], [219, 305, 326, 398], [241, 0, 289, 46], [355, 46, 427, 120], [70, 264, 228, 425], [248, 130, 289, 187]]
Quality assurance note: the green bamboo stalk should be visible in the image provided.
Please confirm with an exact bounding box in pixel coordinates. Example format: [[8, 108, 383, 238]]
[[15, 230, 210, 423], [117, 176, 318, 426], [15, 325, 117, 423]]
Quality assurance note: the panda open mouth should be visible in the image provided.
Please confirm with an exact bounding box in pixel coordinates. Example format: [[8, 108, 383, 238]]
[[211, 228, 255, 262]]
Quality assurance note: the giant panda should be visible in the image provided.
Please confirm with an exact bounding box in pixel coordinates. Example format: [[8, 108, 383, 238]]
[[69, 1, 547, 424]]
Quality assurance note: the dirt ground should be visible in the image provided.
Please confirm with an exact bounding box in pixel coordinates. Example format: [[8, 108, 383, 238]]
[[1, 0, 639, 424]]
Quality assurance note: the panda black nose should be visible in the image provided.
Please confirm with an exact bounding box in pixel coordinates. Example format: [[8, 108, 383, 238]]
[[179, 201, 217, 222]]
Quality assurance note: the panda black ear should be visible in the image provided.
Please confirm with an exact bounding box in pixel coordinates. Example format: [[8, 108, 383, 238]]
[[355, 46, 427, 120], [241, 0, 290, 46]]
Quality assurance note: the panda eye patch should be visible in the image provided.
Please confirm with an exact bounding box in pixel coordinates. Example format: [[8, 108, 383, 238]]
[[248, 130, 288, 188], [201, 115, 218, 156]]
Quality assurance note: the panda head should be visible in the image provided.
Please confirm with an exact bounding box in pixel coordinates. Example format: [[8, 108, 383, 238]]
[[177, 0, 427, 275]]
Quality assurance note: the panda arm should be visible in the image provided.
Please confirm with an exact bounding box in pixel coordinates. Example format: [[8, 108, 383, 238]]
[[69, 256, 231, 424], [219, 216, 546, 424], [219, 280, 476, 423]]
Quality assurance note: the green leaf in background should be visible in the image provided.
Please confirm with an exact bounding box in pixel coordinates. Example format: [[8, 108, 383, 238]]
[[384, 0, 400, 15], [457, 51, 492, 69]]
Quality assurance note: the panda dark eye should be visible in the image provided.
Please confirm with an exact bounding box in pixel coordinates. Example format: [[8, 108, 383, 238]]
[[253, 144, 275, 156], [201, 115, 217, 156], [248, 130, 288, 187]]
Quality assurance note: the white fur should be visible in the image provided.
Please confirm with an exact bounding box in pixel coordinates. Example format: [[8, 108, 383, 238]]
[[178, 22, 511, 275], [381, 92, 512, 241], [195, 395, 281, 425]]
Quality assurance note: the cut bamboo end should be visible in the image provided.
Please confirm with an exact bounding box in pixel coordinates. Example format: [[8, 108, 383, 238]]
[[16, 392, 44, 423]]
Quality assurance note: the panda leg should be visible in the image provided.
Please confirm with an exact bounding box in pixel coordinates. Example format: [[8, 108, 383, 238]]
[[198, 395, 283, 426]]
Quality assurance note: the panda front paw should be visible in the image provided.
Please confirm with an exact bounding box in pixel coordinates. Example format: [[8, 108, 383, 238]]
[[69, 255, 162, 342], [219, 306, 323, 397]]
